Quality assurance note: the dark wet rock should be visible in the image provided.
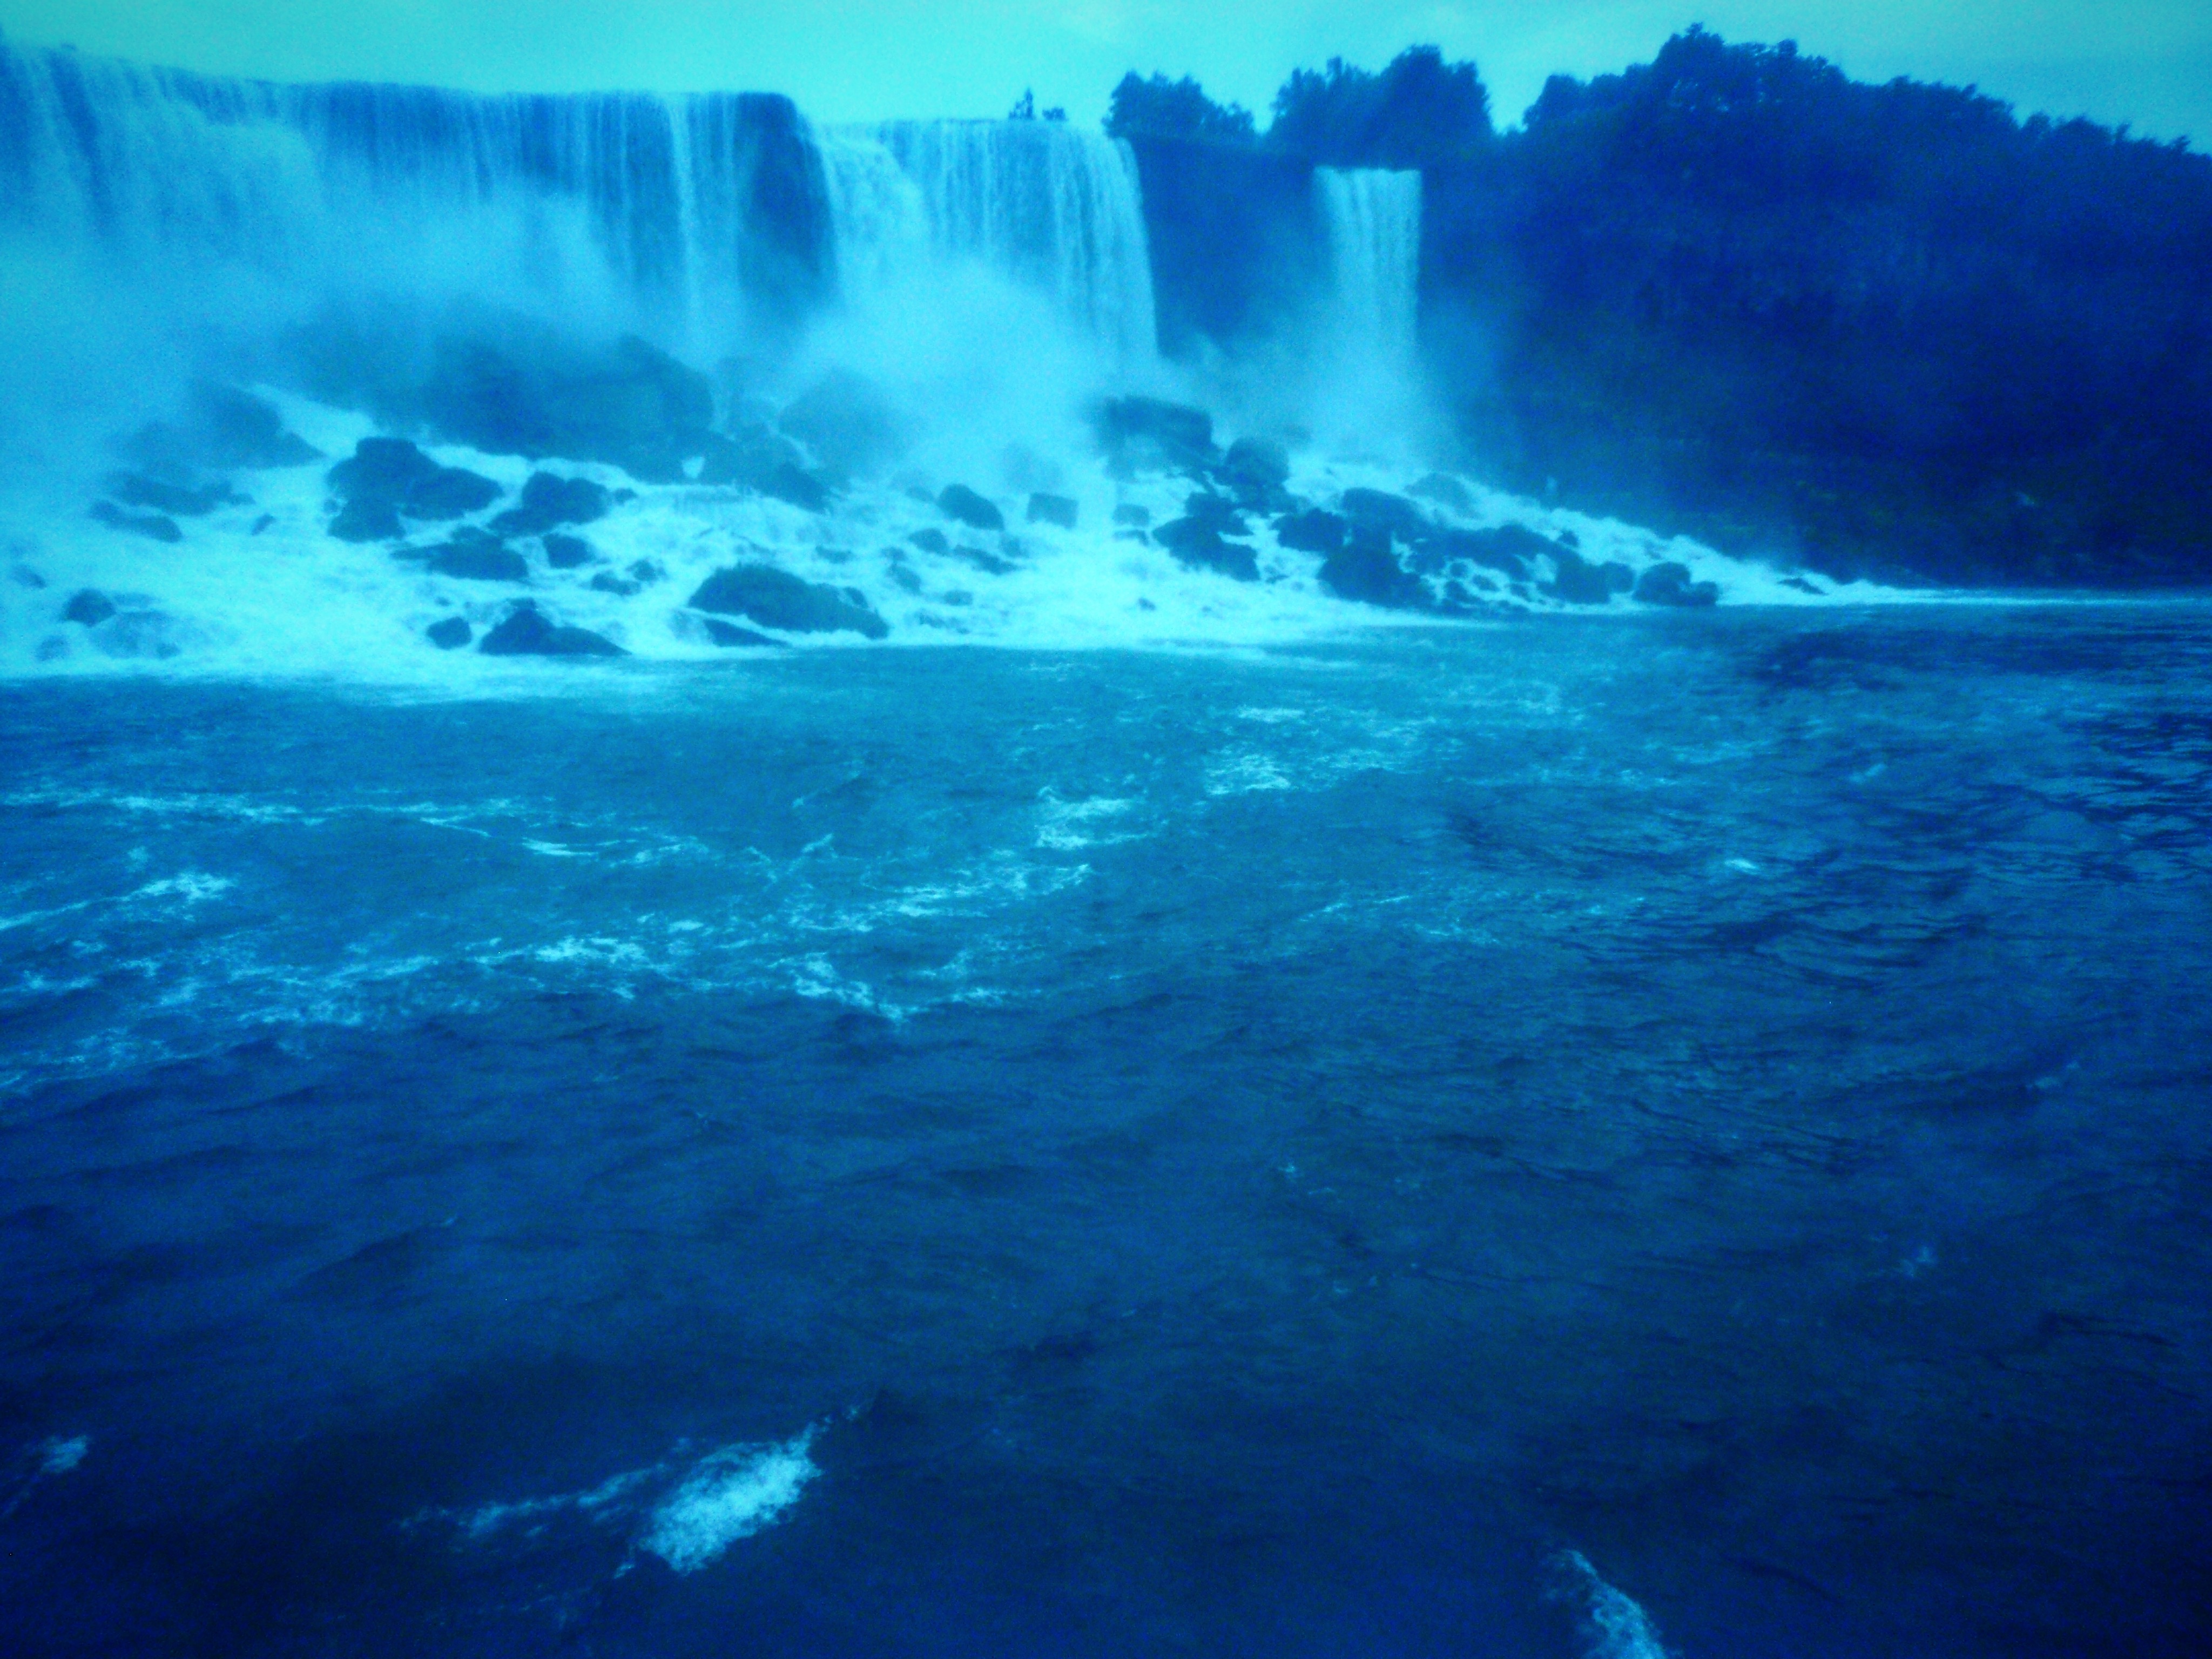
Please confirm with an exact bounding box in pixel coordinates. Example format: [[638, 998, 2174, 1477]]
[[1634, 561, 1722, 608], [251, 515, 274, 535], [90, 502, 183, 543], [817, 547, 854, 565], [626, 559, 665, 586], [909, 528, 950, 556], [93, 609, 181, 659], [702, 617, 785, 648], [490, 473, 610, 536], [954, 546, 1016, 575], [329, 497, 403, 542], [329, 436, 437, 501], [1276, 508, 1346, 555], [938, 484, 1004, 532], [426, 616, 473, 649], [428, 542, 529, 582], [689, 564, 889, 639], [1425, 523, 1555, 579], [763, 463, 832, 513], [1221, 435, 1291, 493], [1112, 504, 1152, 529], [1181, 491, 1250, 535], [63, 589, 117, 626], [543, 533, 595, 569], [697, 424, 801, 486], [1779, 574, 1824, 595], [109, 474, 239, 517], [1320, 523, 1429, 609], [402, 466, 501, 520], [778, 368, 906, 476], [118, 382, 318, 475], [295, 313, 713, 482], [1338, 488, 1430, 541], [1548, 546, 1618, 605], [1155, 516, 1259, 582], [1027, 492, 1078, 529], [589, 571, 639, 597], [1094, 397, 1218, 476], [1410, 473, 1476, 516], [478, 602, 624, 657], [9, 564, 46, 589], [886, 564, 925, 595], [35, 636, 67, 662]]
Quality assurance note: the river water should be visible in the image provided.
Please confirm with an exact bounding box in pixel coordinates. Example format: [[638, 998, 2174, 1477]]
[[3, 605, 2209, 1655]]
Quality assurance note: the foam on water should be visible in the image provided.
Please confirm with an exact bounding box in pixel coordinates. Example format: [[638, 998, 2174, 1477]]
[[1551, 1550, 1674, 1659], [639, 1432, 821, 1573]]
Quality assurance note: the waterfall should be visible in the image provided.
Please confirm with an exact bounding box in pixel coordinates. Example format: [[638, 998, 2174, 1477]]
[[0, 38, 835, 356], [1316, 167, 1421, 367], [839, 120, 1157, 368]]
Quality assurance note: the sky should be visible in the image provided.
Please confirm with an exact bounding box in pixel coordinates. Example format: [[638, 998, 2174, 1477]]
[[2, 1, 2206, 144]]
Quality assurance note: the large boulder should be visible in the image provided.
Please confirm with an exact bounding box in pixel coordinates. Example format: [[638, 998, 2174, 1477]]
[[490, 473, 611, 536], [1027, 493, 1079, 529], [1547, 546, 1627, 605], [938, 484, 1004, 532], [1154, 516, 1259, 581], [1276, 508, 1346, 554], [63, 589, 117, 626], [777, 369, 907, 476], [542, 534, 596, 569], [1320, 524, 1429, 609], [426, 616, 473, 649], [478, 602, 624, 657], [689, 564, 889, 639], [696, 426, 833, 511], [327, 437, 502, 531], [89, 502, 183, 543], [1337, 488, 1430, 542], [1633, 561, 1721, 608], [428, 542, 529, 582], [1423, 524, 1553, 579], [1092, 397, 1219, 476], [108, 475, 239, 517], [1221, 435, 1291, 493], [118, 383, 319, 475], [292, 309, 715, 482]]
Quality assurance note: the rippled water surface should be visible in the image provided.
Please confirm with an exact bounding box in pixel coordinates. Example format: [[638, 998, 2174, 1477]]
[[4, 606, 2210, 1655]]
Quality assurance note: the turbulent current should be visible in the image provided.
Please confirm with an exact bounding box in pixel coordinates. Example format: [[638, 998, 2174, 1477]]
[[2, 31, 2210, 1659]]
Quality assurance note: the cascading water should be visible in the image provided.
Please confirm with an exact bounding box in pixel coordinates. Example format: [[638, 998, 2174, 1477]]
[[845, 120, 1158, 368], [1314, 167, 1421, 368], [0, 37, 835, 357]]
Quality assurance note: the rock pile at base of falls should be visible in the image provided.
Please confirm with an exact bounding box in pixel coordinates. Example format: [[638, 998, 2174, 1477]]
[[326, 438, 503, 542], [477, 602, 624, 658], [688, 565, 889, 640]]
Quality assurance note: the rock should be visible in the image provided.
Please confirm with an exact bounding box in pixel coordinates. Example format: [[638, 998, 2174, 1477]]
[[1027, 493, 1078, 529], [778, 369, 907, 476], [295, 313, 714, 482], [402, 466, 501, 520], [1548, 546, 1617, 605], [938, 484, 1004, 532], [1320, 523, 1429, 609], [329, 497, 403, 542], [702, 617, 784, 648], [689, 564, 889, 639], [1633, 561, 1721, 608], [1337, 488, 1429, 541], [954, 546, 1016, 575], [1221, 435, 1291, 493], [1181, 491, 1249, 535], [543, 534, 595, 568], [1410, 473, 1476, 516], [251, 515, 274, 535], [329, 437, 438, 501], [626, 559, 665, 586], [1094, 397, 1218, 476], [1276, 508, 1346, 555], [1430, 524, 1554, 579], [428, 542, 529, 581], [426, 616, 473, 649], [490, 473, 610, 536], [886, 564, 924, 595], [1779, 574, 1824, 595], [89, 502, 183, 543], [9, 564, 46, 589], [63, 589, 117, 626], [589, 571, 639, 596], [1154, 516, 1259, 582], [118, 383, 318, 474], [109, 474, 238, 516], [478, 602, 625, 657], [1112, 504, 1152, 529], [760, 463, 832, 513], [908, 528, 950, 555]]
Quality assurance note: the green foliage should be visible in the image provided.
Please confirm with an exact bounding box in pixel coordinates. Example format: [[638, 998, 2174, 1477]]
[[1267, 46, 1491, 167], [1105, 73, 1255, 145]]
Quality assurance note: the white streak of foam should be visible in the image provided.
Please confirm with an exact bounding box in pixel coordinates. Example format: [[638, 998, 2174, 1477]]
[[1554, 1550, 1674, 1659], [638, 1431, 819, 1574]]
